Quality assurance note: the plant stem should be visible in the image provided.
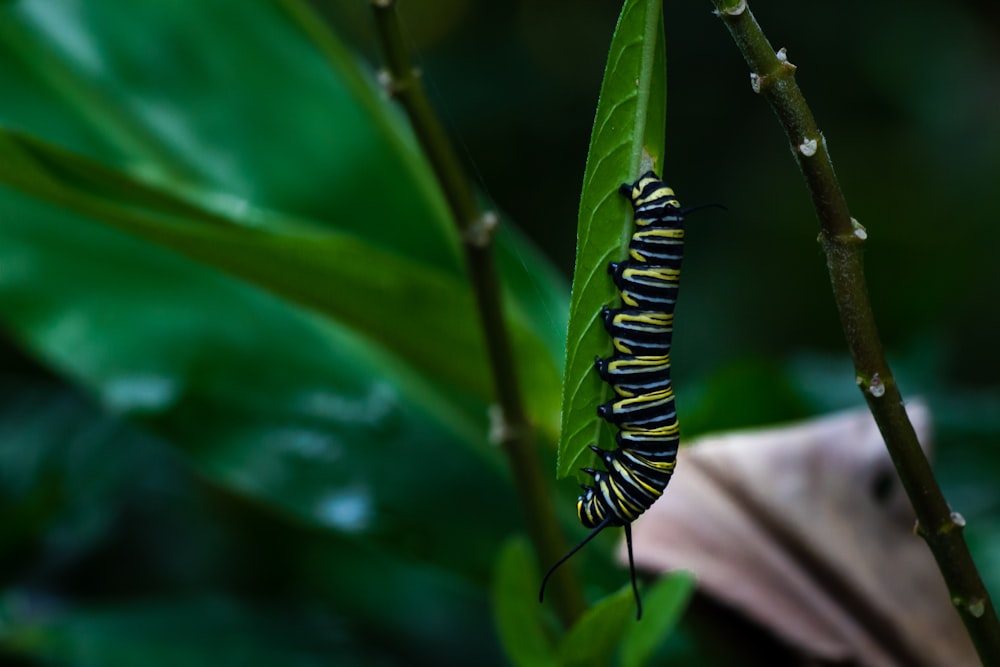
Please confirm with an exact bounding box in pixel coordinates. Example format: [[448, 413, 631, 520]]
[[709, 0, 1000, 662], [368, 0, 585, 626]]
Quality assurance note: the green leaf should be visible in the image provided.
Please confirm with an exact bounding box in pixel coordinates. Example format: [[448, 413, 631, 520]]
[[0, 0, 460, 270], [0, 129, 563, 439], [492, 537, 557, 667], [558, 0, 667, 478], [620, 572, 695, 667], [552, 574, 692, 667], [0, 192, 520, 574], [556, 584, 634, 667], [0, 0, 572, 439], [0, 0, 572, 588]]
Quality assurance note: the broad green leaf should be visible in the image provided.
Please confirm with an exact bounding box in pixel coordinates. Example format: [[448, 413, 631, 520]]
[[0, 0, 571, 440], [558, 0, 667, 477], [556, 584, 634, 667], [0, 2, 567, 648], [620, 573, 695, 667], [492, 537, 557, 667], [0, 0, 460, 271], [0, 192, 520, 574], [0, 129, 563, 439]]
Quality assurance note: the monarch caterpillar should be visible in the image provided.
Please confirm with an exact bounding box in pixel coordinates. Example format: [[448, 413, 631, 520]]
[[540, 171, 706, 620]]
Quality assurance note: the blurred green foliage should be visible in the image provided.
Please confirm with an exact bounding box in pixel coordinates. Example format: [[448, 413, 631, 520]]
[[0, 0, 998, 665]]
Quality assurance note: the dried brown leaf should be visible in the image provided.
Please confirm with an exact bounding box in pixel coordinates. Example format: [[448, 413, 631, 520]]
[[621, 402, 976, 667]]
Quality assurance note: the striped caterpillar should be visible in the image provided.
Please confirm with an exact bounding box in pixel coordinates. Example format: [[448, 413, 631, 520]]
[[541, 171, 698, 620]]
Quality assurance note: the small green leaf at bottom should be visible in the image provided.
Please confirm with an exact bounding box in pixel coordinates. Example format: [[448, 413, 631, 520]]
[[556, 585, 633, 667], [493, 537, 557, 667], [621, 572, 695, 667]]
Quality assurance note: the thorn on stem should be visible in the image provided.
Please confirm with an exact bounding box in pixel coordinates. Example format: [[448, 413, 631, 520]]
[[377, 67, 421, 98], [851, 218, 868, 240], [969, 598, 986, 618]]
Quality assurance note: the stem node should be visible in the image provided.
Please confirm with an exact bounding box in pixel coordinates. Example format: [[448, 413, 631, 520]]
[[464, 210, 500, 249]]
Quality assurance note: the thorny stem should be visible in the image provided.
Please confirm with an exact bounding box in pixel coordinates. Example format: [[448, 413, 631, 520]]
[[368, 0, 585, 626], [710, 0, 1000, 663]]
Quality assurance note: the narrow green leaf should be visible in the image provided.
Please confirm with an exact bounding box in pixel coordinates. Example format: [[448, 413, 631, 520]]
[[555, 585, 633, 667], [558, 0, 666, 477], [0, 130, 254, 229], [620, 572, 695, 667], [492, 538, 557, 667]]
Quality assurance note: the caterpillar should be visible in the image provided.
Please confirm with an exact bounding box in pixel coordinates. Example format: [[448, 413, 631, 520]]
[[540, 171, 701, 620]]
